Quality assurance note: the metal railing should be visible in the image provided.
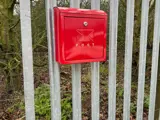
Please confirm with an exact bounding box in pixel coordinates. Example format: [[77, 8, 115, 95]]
[[19, 0, 160, 119]]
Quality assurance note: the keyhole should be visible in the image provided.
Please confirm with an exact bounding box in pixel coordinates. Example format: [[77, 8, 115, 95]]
[[83, 22, 88, 27]]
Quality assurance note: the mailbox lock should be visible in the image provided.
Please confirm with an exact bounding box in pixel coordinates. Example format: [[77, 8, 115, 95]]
[[83, 22, 88, 26]]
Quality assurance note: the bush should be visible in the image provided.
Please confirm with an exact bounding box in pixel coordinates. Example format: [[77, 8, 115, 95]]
[[35, 84, 51, 119], [7, 84, 72, 120], [35, 84, 72, 120]]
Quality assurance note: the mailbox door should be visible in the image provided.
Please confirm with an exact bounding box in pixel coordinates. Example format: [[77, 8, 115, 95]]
[[60, 15, 106, 64], [54, 7, 107, 64]]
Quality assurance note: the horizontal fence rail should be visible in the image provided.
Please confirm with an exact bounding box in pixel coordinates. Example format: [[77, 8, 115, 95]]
[[18, 0, 160, 119]]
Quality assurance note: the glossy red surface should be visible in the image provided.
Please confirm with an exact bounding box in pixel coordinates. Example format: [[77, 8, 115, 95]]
[[54, 7, 108, 64]]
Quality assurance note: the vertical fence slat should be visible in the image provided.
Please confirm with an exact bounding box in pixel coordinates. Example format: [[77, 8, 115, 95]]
[[91, 62, 100, 120], [148, 0, 160, 119], [91, 0, 100, 120], [70, 0, 82, 120], [72, 64, 82, 120], [123, 0, 135, 119], [70, 0, 80, 8], [108, 0, 119, 119], [136, 0, 149, 119], [19, 0, 35, 119], [91, 0, 100, 9], [91, 63, 100, 120], [45, 0, 61, 119]]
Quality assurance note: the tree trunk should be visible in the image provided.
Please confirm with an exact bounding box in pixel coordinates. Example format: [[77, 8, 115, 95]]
[[0, 0, 21, 92]]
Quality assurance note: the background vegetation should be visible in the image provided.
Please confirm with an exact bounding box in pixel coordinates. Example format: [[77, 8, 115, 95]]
[[0, 0, 158, 119]]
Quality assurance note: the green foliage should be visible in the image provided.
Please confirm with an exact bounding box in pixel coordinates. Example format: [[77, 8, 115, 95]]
[[101, 0, 110, 13], [61, 95, 72, 120], [0, 0, 22, 91], [7, 84, 72, 120], [117, 0, 127, 50], [7, 100, 25, 114], [130, 102, 137, 114], [100, 64, 108, 76], [144, 95, 149, 109], [35, 84, 72, 120], [117, 88, 124, 97], [31, 0, 47, 51], [81, 0, 91, 9], [34, 84, 51, 119], [58, 0, 70, 7], [130, 95, 149, 115]]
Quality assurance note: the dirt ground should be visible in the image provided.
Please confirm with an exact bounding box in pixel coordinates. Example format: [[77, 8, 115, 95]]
[[0, 56, 149, 120]]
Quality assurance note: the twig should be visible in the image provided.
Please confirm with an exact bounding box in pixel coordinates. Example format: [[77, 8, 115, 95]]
[[0, 98, 21, 102], [16, 116, 25, 120], [9, 19, 20, 30], [0, 10, 10, 19]]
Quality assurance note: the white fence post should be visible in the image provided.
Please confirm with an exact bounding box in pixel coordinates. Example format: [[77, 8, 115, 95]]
[[148, 0, 160, 119], [136, 0, 149, 119], [19, 0, 35, 119], [70, 0, 82, 120], [19, 0, 160, 119], [108, 0, 119, 119], [45, 0, 61, 119], [72, 64, 82, 120], [91, 0, 100, 120], [123, 0, 135, 119]]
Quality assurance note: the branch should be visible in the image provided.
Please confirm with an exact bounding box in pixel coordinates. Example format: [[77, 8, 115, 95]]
[[9, 0, 16, 9], [149, 0, 155, 7], [33, 31, 46, 50], [0, 10, 10, 19], [121, 0, 127, 8], [149, 0, 155, 13], [33, 62, 47, 67], [0, 60, 7, 67], [16, 116, 25, 120], [9, 19, 20, 30]]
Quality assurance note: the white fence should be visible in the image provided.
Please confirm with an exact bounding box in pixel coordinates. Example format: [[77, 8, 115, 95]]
[[19, 0, 160, 119]]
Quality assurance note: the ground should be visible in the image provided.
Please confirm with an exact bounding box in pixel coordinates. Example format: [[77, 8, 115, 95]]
[[0, 51, 150, 120]]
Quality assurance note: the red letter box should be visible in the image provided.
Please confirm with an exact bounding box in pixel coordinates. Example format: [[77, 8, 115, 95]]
[[54, 7, 108, 64]]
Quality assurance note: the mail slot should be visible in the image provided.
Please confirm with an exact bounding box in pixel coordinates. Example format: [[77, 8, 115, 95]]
[[54, 7, 108, 64]]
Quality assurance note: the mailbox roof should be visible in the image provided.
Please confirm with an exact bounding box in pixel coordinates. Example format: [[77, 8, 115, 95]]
[[54, 7, 107, 16]]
